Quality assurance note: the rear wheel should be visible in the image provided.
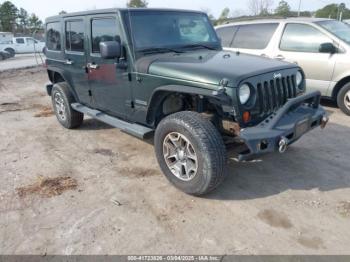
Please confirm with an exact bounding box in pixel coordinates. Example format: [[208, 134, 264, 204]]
[[51, 82, 84, 129], [154, 111, 227, 196], [0, 53, 4, 61], [4, 48, 15, 58], [337, 83, 350, 116]]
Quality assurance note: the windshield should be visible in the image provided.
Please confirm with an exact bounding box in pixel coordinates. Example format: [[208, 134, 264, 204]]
[[316, 20, 350, 44], [124, 11, 220, 52]]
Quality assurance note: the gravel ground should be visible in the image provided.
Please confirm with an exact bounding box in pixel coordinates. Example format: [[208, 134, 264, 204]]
[[0, 67, 350, 255]]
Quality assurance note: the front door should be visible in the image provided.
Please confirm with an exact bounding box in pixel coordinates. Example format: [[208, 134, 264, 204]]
[[64, 17, 91, 105], [86, 15, 131, 119], [274, 23, 337, 95], [14, 37, 26, 53]]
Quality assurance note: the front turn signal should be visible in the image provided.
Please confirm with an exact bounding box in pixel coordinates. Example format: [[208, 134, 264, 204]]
[[243, 111, 251, 123]]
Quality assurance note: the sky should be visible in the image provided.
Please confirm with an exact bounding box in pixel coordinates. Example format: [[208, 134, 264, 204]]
[[4, 0, 350, 20]]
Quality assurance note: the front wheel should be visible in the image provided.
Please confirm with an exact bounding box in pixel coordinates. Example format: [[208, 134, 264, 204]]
[[337, 83, 350, 116], [154, 111, 227, 196]]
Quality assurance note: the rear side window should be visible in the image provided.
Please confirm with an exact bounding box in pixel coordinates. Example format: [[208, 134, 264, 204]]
[[91, 18, 119, 53], [46, 22, 61, 51], [216, 26, 238, 47], [16, 38, 25, 44], [280, 23, 331, 53], [232, 23, 278, 49], [66, 20, 85, 52]]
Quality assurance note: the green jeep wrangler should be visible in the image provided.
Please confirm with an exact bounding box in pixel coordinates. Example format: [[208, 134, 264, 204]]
[[45, 8, 328, 195]]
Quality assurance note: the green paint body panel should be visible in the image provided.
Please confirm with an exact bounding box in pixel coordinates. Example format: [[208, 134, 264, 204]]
[[45, 8, 302, 129]]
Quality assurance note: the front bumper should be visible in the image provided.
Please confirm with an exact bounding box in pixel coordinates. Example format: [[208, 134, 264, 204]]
[[238, 91, 328, 161]]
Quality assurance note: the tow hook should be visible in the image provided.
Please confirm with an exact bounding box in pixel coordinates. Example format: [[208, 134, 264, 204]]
[[278, 137, 289, 154], [320, 115, 329, 129]]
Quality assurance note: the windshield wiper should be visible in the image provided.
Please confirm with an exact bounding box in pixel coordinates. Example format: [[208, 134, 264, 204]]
[[181, 44, 218, 50], [138, 47, 184, 54]]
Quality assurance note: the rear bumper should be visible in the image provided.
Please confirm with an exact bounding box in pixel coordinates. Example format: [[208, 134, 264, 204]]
[[238, 91, 328, 161]]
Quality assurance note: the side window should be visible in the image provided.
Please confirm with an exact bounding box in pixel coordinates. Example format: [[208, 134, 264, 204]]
[[280, 23, 331, 53], [47, 22, 61, 51], [232, 23, 279, 49], [66, 20, 85, 52], [216, 26, 238, 47], [91, 18, 118, 53], [16, 38, 25, 44]]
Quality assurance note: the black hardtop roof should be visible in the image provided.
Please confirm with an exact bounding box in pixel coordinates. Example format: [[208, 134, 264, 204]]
[[45, 8, 205, 22]]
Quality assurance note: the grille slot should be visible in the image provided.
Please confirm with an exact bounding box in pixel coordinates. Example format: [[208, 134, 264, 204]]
[[256, 75, 297, 115]]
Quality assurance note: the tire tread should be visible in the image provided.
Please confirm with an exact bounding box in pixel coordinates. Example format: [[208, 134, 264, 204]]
[[155, 111, 227, 195]]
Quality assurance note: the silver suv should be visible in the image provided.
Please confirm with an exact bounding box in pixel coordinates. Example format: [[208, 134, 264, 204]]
[[216, 18, 350, 115]]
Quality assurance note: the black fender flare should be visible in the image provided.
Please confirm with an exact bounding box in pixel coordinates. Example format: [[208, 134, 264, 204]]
[[47, 67, 80, 102], [146, 84, 232, 125]]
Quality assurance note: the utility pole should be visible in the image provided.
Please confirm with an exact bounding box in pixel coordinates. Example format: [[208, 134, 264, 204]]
[[298, 0, 302, 17]]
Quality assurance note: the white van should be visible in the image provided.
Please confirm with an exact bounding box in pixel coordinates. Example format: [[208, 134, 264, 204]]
[[216, 18, 350, 115]]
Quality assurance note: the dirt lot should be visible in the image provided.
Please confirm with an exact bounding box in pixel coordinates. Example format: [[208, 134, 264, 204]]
[[0, 67, 350, 255], [0, 54, 45, 72]]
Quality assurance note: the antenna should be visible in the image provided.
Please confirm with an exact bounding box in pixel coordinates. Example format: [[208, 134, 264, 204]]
[[127, 8, 138, 72]]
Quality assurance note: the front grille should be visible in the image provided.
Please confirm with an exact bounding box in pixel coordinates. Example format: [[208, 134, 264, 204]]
[[256, 75, 297, 115]]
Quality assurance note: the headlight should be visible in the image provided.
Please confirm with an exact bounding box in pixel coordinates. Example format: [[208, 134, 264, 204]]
[[239, 84, 251, 104], [296, 71, 303, 87]]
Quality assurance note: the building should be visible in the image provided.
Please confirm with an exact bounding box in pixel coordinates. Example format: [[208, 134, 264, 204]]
[[0, 32, 14, 44]]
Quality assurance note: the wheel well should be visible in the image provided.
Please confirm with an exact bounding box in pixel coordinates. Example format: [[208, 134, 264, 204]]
[[48, 70, 65, 84], [147, 91, 223, 127], [5, 47, 14, 52], [332, 76, 350, 100]]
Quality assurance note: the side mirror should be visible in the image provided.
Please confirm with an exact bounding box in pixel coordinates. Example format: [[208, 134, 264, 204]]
[[99, 41, 121, 59], [319, 42, 337, 54]]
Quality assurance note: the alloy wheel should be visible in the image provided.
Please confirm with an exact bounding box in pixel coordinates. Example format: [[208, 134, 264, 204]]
[[163, 132, 198, 181]]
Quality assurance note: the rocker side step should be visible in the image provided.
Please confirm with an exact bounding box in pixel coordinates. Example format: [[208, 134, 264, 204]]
[[71, 103, 154, 139]]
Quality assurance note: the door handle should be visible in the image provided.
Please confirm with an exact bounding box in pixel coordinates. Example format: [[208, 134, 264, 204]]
[[87, 63, 99, 70], [274, 55, 285, 61], [64, 59, 74, 65]]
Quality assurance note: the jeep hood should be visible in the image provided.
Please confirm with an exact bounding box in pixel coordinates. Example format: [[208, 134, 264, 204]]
[[139, 50, 297, 88]]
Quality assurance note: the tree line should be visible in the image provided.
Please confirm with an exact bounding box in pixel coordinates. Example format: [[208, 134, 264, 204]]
[[214, 0, 350, 25], [124, 0, 350, 25], [0, 1, 43, 34], [2, 0, 349, 34]]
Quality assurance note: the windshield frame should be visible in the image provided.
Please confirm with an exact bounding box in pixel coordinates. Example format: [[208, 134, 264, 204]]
[[316, 20, 350, 45], [121, 10, 221, 56]]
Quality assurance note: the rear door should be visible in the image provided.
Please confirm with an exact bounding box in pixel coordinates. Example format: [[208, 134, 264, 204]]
[[273, 23, 337, 94], [86, 14, 131, 118], [63, 17, 91, 105]]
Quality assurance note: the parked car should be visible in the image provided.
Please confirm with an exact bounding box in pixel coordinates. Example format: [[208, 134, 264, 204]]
[[0, 50, 11, 61], [216, 18, 350, 115], [0, 37, 45, 56], [44, 9, 327, 195]]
